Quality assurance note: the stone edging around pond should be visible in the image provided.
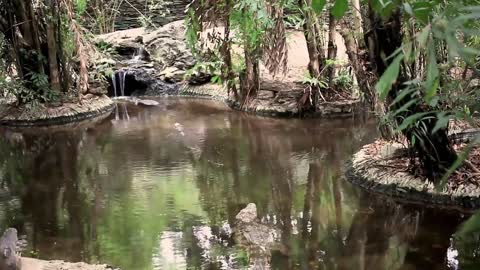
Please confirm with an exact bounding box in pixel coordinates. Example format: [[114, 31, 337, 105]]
[[346, 140, 480, 211], [21, 257, 119, 270], [0, 95, 115, 127], [178, 83, 362, 118]]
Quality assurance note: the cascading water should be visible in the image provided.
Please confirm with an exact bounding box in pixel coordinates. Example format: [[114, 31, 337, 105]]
[[132, 47, 146, 62], [112, 73, 118, 98], [120, 71, 126, 97], [112, 70, 127, 97]]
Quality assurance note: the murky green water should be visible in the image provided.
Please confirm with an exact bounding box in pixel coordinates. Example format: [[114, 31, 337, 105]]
[[0, 98, 479, 269]]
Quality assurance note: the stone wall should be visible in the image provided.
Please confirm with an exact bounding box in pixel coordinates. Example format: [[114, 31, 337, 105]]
[[115, 0, 191, 30]]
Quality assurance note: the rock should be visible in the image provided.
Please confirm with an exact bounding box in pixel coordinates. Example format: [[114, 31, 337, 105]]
[[0, 228, 21, 270], [233, 204, 284, 269], [89, 81, 108, 96], [144, 21, 196, 71], [137, 99, 160, 106], [96, 58, 116, 65], [82, 93, 95, 100], [235, 203, 258, 223], [118, 68, 179, 96], [160, 67, 185, 83]]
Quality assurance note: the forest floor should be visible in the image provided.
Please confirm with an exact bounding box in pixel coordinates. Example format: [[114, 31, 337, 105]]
[[355, 119, 480, 203], [362, 139, 480, 192]]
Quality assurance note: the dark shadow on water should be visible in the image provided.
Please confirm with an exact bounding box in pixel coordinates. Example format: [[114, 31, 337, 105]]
[[0, 98, 476, 269]]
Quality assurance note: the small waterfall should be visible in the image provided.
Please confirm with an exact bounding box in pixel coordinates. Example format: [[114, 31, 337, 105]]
[[132, 47, 146, 61], [120, 71, 126, 97], [112, 73, 118, 97], [112, 70, 127, 97]]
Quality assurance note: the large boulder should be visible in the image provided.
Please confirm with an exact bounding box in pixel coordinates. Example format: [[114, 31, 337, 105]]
[[97, 21, 195, 73], [144, 21, 196, 71]]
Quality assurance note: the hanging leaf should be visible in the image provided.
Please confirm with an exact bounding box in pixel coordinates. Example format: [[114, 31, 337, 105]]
[[395, 112, 431, 132], [424, 42, 439, 104], [331, 0, 349, 18], [403, 2, 414, 16], [311, 0, 327, 14], [416, 25, 431, 49], [376, 53, 404, 100]]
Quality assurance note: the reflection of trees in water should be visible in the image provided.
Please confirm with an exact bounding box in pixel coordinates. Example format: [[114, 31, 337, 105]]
[[191, 114, 379, 269], [0, 129, 99, 261], [3, 109, 465, 270]]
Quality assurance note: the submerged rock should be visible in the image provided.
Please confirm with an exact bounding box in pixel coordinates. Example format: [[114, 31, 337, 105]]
[[236, 203, 258, 223], [233, 203, 282, 269]]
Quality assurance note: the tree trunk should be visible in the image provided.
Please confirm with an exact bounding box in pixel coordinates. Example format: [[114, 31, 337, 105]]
[[298, 0, 324, 111], [338, 17, 376, 110], [26, 1, 44, 74], [368, 4, 457, 181], [222, 0, 238, 100], [242, 47, 260, 105], [327, 11, 337, 87], [46, 1, 61, 91]]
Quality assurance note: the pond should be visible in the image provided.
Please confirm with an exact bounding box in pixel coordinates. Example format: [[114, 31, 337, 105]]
[[0, 98, 478, 270]]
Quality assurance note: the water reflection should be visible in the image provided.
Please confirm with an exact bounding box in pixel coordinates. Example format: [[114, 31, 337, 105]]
[[0, 98, 476, 269]]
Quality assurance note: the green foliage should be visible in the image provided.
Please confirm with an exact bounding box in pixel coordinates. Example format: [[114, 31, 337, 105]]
[[22, 72, 59, 104], [333, 67, 354, 90], [376, 53, 403, 100], [302, 75, 328, 89], [371, 1, 480, 135], [311, 0, 327, 13], [75, 0, 88, 15], [331, 0, 349, 17], [185, 61, 224, 84]]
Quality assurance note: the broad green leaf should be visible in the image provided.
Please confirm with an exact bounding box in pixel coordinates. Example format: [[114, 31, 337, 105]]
[[375, 53, 404, 101], [411, 2, 435, 24], [425, 42, 439, 104], [417, 26, 431, 49], [311, 0, 327, 14], [403, 3, 414, 16], [395, 112, 430, 132], [392, 99, 418, 117], [331, 0, 349, 18], [391, 87, 416, 107]]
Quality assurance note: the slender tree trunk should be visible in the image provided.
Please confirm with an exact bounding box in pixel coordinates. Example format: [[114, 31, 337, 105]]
[[298, 0, 324, 111], [327, 12, 337, 87], [242, 47, 260, 104], [222, 0, 238, 100], [56, 0, 70, 92], [46, 1, 61, 91], [240, 7, 260, 106], [338, 17, 376, 110], [26, 2, 44, 74]]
